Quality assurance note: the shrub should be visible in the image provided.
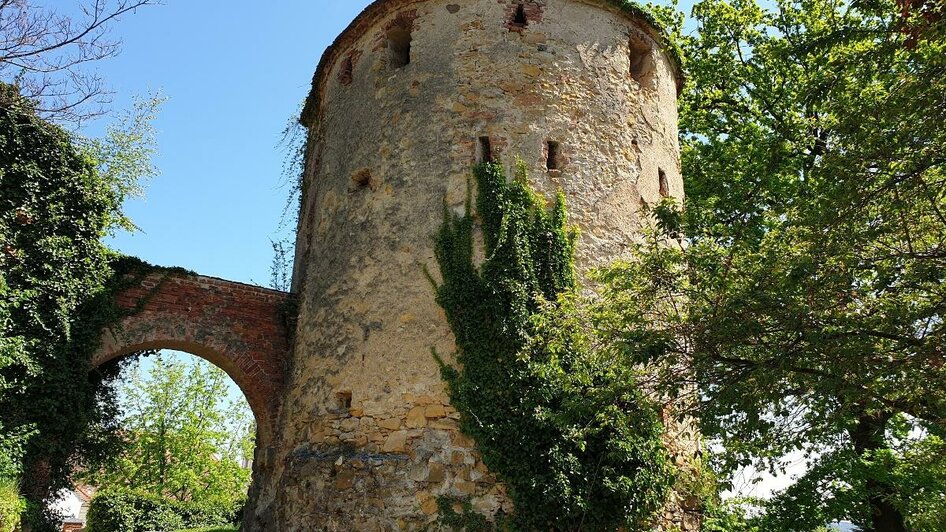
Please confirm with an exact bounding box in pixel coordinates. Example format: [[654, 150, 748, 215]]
[[86, 488, 242, 532], [175, 528, 239, 532], [0, 479, 23, 532]]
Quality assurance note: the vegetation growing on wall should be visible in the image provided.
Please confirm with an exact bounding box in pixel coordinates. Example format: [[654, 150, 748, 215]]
[[431, 161, 674, 530]]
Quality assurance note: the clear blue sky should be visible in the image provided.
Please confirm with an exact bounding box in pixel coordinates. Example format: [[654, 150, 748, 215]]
[[72, 0, 698, 287]]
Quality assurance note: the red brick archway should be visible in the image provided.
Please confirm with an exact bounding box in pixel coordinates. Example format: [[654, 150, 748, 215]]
[[93, 270, 293, 439]]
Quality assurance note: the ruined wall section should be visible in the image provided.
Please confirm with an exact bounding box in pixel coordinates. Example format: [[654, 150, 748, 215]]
[[259, 1, 687, 529]]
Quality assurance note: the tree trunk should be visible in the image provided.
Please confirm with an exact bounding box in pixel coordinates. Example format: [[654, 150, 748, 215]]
[[20, 457, 52, 532], [849, 411, 908, 532]]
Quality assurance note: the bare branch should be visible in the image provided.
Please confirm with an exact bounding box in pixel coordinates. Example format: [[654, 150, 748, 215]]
[[0, 0, 160, 125]]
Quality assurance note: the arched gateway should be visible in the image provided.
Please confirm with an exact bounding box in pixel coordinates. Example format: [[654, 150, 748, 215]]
[[93, 270, 294, 442]]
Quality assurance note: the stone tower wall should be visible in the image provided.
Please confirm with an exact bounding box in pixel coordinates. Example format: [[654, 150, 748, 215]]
[[252, 0, 688, 529]]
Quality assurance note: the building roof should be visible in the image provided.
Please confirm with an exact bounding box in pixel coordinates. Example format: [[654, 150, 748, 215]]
[[300, 0, 684, 127]]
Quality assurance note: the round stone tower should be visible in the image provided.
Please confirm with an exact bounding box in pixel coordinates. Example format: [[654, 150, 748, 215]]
[[251, 0, 689, 529]]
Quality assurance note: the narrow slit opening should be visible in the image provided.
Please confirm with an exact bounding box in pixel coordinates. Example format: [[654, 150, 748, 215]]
[[339, 56, 354, 85], [546, 141, 561, 171], [388, 28, 412, 68], [513, 4, 528, 26], [629, 35, 655, 87], [477, 136, 493, 163], [336, 391, 353, 411], [659, 168, 669, 197]]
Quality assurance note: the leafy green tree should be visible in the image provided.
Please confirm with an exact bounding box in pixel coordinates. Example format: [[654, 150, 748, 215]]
[[0, 85, 160, 530], [591, 0, 946, 529], [82, 355, 253, 508]]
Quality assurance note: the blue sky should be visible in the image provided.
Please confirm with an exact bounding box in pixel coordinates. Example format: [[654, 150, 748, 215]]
[[75, 0, 699, 286]]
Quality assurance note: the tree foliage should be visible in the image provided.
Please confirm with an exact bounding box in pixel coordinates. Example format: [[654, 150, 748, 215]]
[[595, 0, 946, 529], [0, 478, 22, 532], [85, 487, 242, 532], [432, 162, 674, 530], [0, 84, 158, 529], [1, 84, 125, 524], [82, 355, 253, 509]]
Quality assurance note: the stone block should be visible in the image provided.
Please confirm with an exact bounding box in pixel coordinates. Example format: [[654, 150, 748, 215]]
[[424, 404, 447, 419], [378, 418, 402, 431], [406, 406, 427, 428], [427, 461, 445, 483], [383, 431, 409, 453], [335, 471, 356, 490]]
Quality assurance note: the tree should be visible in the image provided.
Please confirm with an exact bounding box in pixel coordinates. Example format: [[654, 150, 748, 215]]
[[0, 0, 160, 125], [591, 0, 946, 529], [0, 84, 159, 530], [82, 354, 254, 508]]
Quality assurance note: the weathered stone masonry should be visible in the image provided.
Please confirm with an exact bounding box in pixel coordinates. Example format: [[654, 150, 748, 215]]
[[255, 0, 693, 530]]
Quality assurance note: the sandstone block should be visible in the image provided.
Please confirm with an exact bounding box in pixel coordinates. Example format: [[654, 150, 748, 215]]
[[424, 404, 447, 419], [453, 480, 476, 496], [406, 406, 427, 428], [378, 418, 401, 431], [420, 495, 438, 516], [383, 431, 409, 453], [335, 471, 356, 490], [427, 461, 445, 483]]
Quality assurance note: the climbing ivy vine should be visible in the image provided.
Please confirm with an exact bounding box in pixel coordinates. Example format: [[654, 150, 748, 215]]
[[432, 161, 674, 530]]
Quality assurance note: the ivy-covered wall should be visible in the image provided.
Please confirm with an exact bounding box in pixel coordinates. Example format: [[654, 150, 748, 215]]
[[433, 161, 675, 530], [0, 84, 136, 530]]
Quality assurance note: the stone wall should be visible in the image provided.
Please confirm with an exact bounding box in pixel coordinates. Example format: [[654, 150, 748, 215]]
[[256, 0, 693, 529]]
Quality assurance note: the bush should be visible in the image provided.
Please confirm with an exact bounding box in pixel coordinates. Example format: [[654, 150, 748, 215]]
[[0, 479, 23, 532], [175, 528, 239, 532], [86, 488, 242, 532]]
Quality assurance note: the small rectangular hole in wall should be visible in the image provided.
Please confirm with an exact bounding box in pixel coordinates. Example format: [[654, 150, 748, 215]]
[[659, 168, 670, 197], [512, 4, 528, 26], [388, 28, 412, 68], [336, 391, 353, 411], [352, 168, 373, 189], [546, 141, 561, 171], [339, 56, 354, 86], [477, 136, 493, 163]]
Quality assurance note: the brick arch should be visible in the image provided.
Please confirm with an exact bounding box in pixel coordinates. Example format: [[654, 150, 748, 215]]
[[93, 270, 294, 440]]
